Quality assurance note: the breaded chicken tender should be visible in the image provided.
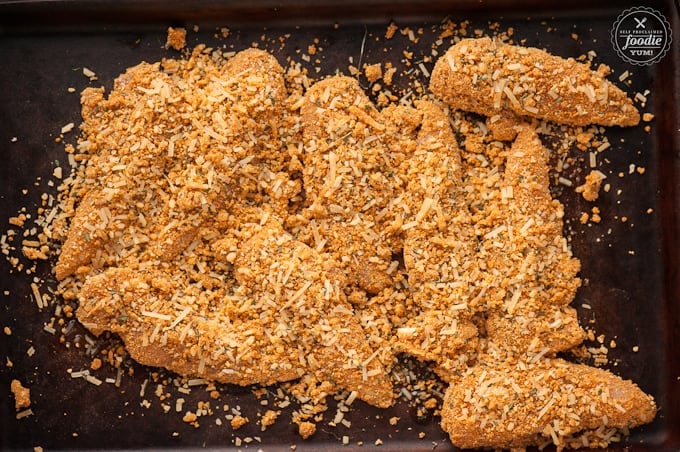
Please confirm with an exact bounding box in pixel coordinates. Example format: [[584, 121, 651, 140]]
[[483, 126, 584, 356], [77, 265, 305, 386], [235, 220, 394, 407], [395, 100, 480, 376], [55, 48, 298, 281], [430, 37, 639, 127], [441, 357, 656, 449], [299, 76, 404, 295], [77, 218, 393, 407]]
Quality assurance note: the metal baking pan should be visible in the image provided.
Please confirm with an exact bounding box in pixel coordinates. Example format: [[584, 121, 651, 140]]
[[1, 0, 678, 450]]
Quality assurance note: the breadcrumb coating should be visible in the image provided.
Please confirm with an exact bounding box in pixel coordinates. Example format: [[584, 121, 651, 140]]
[[430, 37, 640, 127], [441, 357, 656, 449]]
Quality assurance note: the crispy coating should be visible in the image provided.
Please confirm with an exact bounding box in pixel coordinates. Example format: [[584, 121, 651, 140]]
[[486, 109, 522, 141], [234, 220, 394, 407], [441, 357, 656, 449], [395, 100, 480, 375], [483, 126, 584, 355], [64, 49, 306, 385], [77, 265, 305, 386], [430, 37, 639, 127], [54, 189, 108, 280], [77, 218, 394, 407], [299, 76, 405, 294], [56, 47, 297, 281]]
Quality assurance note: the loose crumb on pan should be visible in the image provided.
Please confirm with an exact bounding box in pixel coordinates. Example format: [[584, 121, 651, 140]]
[[576, 170, 607, 202], [10, 379, 31, 411], [166, 27, 187, 51]]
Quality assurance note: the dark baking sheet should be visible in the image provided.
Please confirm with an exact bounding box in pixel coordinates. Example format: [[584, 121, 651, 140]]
[[0, 1, 678, 450]]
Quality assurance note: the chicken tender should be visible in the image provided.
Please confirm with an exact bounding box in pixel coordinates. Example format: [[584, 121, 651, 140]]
[[56, 47, 296, 283], [77, 266, 305, 386], [77, 218, 394, 407], [47, 34, 657, 447], [299, 76, 405, 294], [441, 357, 656, 449], [430, 37, 639, 127], [395, 100, 480, 375], [483, 126, 584, 355]]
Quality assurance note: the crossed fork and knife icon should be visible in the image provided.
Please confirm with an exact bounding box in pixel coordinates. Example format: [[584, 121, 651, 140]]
[[634, 16, 647, 28]]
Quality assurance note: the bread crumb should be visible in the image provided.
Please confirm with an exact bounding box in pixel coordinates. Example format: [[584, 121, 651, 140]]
[[383, 65, 397, 86], [231, 414, 249, 430], [591, 212, 601, 223], [642, 113, 655, 122], [576, 170, 606, 201], [297, 421, 316, 439], [260, 409, 280, 431], [364, 63, 383, 83], [166, 27, 187, 51], [385, 22, 398, 39], [8, 215, 26, 227], [10, 379, 31, 410], [182, 411, 197, 423]]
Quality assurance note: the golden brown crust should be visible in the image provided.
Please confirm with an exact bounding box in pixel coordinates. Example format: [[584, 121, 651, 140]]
[[430, 37, 639, 127], [299, 76, 404, 294], [482, 126, 583, 355], [394, 99, 481, 375], [77, 217, 394, 406], [54, 189, 106, 280], [440, 358, 657, 449], [77, 265, 305, 386], [234, 220, 395, 407]]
